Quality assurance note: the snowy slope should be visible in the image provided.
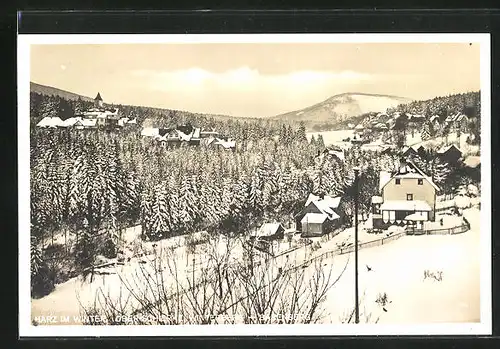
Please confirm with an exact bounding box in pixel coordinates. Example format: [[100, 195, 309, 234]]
[[272, 93, 411, 125]]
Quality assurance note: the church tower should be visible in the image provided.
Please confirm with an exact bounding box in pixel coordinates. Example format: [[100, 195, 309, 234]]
[[94, 92, 103, 108]]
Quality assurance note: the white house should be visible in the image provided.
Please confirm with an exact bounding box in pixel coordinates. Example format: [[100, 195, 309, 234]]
[[372, 160, 440, 230]]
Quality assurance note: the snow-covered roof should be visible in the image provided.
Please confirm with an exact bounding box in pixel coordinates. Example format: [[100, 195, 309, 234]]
[[380, 161, 440, 192], [380, 200, 432, 211], [312, 202, 335, 217], [60, 117, 81, 127], [192, 127, 201, 138], [82, 108, 119, 118], [464, 156, 481, 168], [256, 223, 284, 237], [36, 117, 52, 127], [178, 130, 193, 141], [322, 196, 342, 209], [437, 144, 462, 155], [402, 145, 420, 154], [372, 196, 383, 204], [81, 119, 97, 127], [328, 150, 345, 161], [379, 171, 392, 192], [301, 213, 328, 224], [36, 116, 64, 128], [141, 127, 159, 137], [304, 194, 342, 220], [430, 115, 440, 123], [404, 213, 427, 221], [394, 173, 429, 179], [305, 194, 321, 207], [201, 131, 219, 136], [215, 138, 236, 149], [445, 113, 461, 123]]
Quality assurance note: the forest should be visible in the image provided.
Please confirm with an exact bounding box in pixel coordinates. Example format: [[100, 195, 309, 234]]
[[29, 91, 480, 298]]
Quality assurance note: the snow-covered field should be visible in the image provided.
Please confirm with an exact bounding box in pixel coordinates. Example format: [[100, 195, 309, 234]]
[[31, 208, 482, 325], [306, 130, 354, 147], [313, 208, 481, 324]]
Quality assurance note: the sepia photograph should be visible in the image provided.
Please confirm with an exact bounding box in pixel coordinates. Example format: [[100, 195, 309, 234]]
[[18, 34, 491, 337]]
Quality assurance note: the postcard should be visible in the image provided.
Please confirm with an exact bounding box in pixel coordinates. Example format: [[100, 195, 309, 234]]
[[18, 33, 491, 337]]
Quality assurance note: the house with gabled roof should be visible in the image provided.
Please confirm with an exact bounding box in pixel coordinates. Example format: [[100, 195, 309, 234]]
[[402, 144, 427, 160], [436, 144, 463, 163], [295, 194, 343, 237], [252, 222, 285, 241], [372, 160, 440, 230], [402, 145, 419, 158], [36, 116, 64, 128]]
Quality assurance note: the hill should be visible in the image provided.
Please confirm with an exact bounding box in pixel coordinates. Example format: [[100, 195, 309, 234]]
[[271, 92, 412, 130], [30, 82, 94, 102], [30, 82, 262, 124]]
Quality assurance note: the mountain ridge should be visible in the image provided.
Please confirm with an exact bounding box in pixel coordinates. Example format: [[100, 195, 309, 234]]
[[30, 82, 95, 102], [270, 92, 413, 126]]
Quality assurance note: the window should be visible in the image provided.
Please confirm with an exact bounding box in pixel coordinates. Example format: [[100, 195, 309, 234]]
[[374, 204, 380, 214], [407, 193, 413, 201], [418, 178, 423, 185], [395, 178, 401, 185]]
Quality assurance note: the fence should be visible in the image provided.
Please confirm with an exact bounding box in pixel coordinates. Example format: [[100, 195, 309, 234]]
[[437, 194, 455, 202], [293, 221, 470, 268], [406, 223, 469, 236], [294, 231, 408, 268]]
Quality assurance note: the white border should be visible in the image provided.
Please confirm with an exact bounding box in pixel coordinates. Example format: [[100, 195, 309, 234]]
[[18, 33, 492, 337]]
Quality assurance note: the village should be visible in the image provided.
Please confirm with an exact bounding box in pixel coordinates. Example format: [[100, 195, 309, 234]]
[[36, 92, 237, 151], [25, 36, 487, 332], [31, 93, 482, 324]]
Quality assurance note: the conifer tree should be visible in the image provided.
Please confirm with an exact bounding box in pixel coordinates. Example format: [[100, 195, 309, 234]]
[[296, 122, 308, 143]]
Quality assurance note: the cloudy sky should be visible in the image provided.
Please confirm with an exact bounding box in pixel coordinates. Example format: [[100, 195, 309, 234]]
[[30, 43, 480, 117]]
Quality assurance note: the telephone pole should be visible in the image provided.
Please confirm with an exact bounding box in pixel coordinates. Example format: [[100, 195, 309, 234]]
[[353, 166, 360, 324]]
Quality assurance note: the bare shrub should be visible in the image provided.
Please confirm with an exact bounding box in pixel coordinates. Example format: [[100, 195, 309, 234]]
[[423, 269, 443, 282], [80, 235, 348, 325], [375, 292, 389, 307]]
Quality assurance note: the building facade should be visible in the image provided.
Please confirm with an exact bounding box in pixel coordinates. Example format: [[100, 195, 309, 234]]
[[372, 161, 440, 230]]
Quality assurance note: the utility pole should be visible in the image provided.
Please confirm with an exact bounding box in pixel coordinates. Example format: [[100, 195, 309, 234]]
[[353, 166, 360, 324]]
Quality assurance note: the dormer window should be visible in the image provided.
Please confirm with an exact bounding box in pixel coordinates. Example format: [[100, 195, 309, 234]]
[[395, 178, 401, 185], [418, 178, 423, 185]]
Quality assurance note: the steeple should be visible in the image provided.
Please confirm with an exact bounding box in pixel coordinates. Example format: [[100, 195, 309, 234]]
[[94, 92, 103, 107]]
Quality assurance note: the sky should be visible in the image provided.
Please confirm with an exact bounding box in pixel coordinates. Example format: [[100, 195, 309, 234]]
[[30, 43, 481, 118]]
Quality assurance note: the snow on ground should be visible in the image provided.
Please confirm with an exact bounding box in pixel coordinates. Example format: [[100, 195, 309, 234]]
[[417, 132, 479, 156], [312, 208, 480, 324], [32, 208, 481, 325], [306, 130, 354, 146], [405, 132, 423, 146], [32, 233, 247, 324]]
